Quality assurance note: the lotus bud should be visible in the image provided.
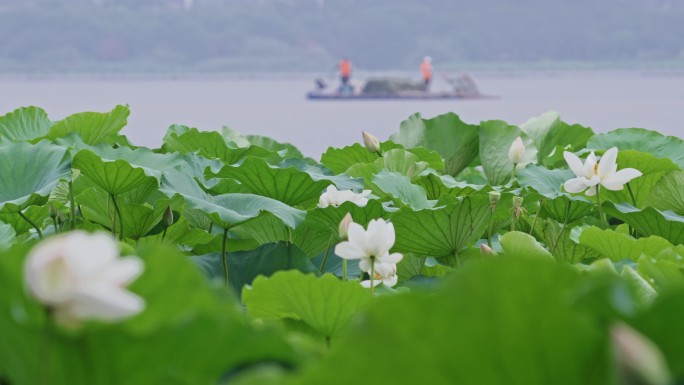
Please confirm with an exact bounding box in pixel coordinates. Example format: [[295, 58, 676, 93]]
[[480, 243, 497, 256], [512, 196, 524, 208], [508, 137, 525, 164], [611, 322, 670, 385], [512, 196, 525, 220], [48, 204, 57, 219], [362, 131, 381, 153], [164, 207, 174, 227], [489, 191, 501, 208], [339, 213, 353, 239]]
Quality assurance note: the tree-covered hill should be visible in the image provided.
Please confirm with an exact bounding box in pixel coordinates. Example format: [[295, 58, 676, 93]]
[[1, 0, 683, 73]]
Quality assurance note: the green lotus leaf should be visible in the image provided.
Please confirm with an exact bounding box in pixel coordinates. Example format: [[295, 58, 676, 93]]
[[533, 218, 599, 263], [588, 127, 684, 169], [0, 205, 50, 236], [296, 259, 610, 385], [0, 141, 71, 213], [391, 112, 479, 176], [0, 106, 53, 142], [478, 120, 521, 185], [277, 158, 363, 191], [306, 199, 386, 235], [160, 169, 304, 229], [210, 156, 332, 208], [520, 111, 594, 163], [391, 195, 490, 260], [606, 202, 684, 245], [231, 212, 290, 245], [243, 270, 371, 340], [415, 173, 486, 200], [44, 105, 129, 145], [320, 143, 380, 174], [245, 134, 305, 159], [500, 231, 553, 259], [645, 170, 684, 215], [77, 186, 182, 240], [0, 222, 16, 249], [72, 149, 155, 195], [162, 125, 280, 165], [372, 171, 434, 209], [637, 249, 684, 290], [578, 226, 683, 262], [601, 150, 678, 208], [518, 165, 594, 223], [192, 242, 317, 293]]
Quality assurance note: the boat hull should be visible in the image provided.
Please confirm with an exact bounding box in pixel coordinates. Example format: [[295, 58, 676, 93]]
[[306, 92, 494, 100]]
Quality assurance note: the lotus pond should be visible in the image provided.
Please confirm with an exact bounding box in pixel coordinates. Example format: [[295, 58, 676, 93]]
[[0, 105, 683, 385]]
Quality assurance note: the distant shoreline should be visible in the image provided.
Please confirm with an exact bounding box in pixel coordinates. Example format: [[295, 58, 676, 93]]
[[1, 67, 683, 82]]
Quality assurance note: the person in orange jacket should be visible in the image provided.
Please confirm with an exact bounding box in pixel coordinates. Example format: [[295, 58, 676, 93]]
[[339, 58, 352, 87], [421, 56, 433, 91]]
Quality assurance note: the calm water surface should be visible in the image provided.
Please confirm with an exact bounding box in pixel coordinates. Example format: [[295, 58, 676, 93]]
[[1, 72, 683, 157]]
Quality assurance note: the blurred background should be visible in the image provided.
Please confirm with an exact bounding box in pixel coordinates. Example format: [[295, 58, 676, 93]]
[[1, 0, 683, 155]]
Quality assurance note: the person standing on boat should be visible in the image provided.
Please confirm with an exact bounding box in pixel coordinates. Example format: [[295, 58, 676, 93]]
[[339, 58, 352, 87], [421, 56, 433, 91]]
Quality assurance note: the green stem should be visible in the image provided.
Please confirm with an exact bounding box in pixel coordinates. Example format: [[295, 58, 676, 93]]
[[511, 210, 516, 232], [453, 250, 461, 268], [161, 227, 168, 241], [626, 183, 637, 207], [370, 259, 375, 296], [40, 309, 53, 385], [18, 211, 43, 239], [596, 186, 608, 228], [529, 214, 539, 235], [487, 207, 495, 247], [625, 182, 638, 236], [68, 181, 76, 230], [512, 163, 517, 179], [110, 194, 124, 241], [319, 235, 333, 273], [52, 217, 59, 234], [221, 227, 229, 286], [551, 202, 572, 254]]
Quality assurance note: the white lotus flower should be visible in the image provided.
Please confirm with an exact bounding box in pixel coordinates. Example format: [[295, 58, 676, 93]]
[[508, 137, 526, 164], [319, 185, 372, 208], [362, 131, 381, 153], [25, 231, 145, 326], [334, 219, 403, 288], [361, 260, 400, 288], [563, 147, 642, 196]]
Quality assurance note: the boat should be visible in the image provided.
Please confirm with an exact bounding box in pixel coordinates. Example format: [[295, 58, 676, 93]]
[[306, 74, 494, 100]]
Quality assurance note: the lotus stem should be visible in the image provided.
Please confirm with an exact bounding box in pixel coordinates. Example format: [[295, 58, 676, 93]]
[[596, 187, 608, 228], [68, 181, 76, 230], [221, 227, 229, 286], [487, 206, 495, 247], [626, 183, 637, 207], [18, 211, 42, 239], [319, 235, 333, 273], [370, 260, 375, 295], [551, 202, 572, 255], [110, 194, 124, 241]]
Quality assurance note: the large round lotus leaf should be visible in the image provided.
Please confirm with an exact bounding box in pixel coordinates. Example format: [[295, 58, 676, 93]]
[[391, 112, 479, 176], [44, 104, 129, 145], [0, 106, 53, 142], [295, 259, 611, 385], [0, 141, 71, 213]]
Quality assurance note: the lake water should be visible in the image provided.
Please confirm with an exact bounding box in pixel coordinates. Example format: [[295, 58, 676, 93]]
[[1, 71, 683, 157]]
